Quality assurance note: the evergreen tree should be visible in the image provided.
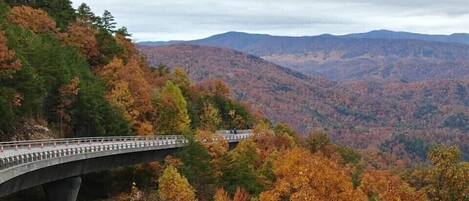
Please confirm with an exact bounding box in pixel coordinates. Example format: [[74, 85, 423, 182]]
[[0, 89, 15, 135], [116, 26, 131, 37], [221, 140, 263, 195], [76, 3, 101, 26], [3, 19, 130, 137], [101, 10, 116, 33], [176, 139, 215, 199], [153, 81, 190, 135], [95, 28, 123, 65], [41, 0, 75, 30], [0, 1, 10, 24]]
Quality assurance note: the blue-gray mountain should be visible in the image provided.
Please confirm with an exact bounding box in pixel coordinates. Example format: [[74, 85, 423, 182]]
[[138, 30, 469, 81], [346, 30, 469, 45]]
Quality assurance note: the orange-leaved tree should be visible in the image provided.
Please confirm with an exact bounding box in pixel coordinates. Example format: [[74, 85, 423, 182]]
[[0, 31, 21, 77], [98, 57, 155, 135], [213, 187, 251, 201], [199, 102, 222, 132], [214, 188, 231, 201], [7, 6, 57, 34], [120, 57, 155, 134], [195, 129, 228, 159], [195, 129, 228, 179], [115, 33, 137, 62], [233, 187, 251, 201], [259, 147, 366, 201], [158, 165, 197, 201], [62, 22, 99, 61], [359, 170, 427, 201], [193, 79, 231, 98]]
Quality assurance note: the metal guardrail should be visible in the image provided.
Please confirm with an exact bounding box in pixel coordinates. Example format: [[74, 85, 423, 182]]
[[0, 130, 252, 171], [215, 129, 252, 135]]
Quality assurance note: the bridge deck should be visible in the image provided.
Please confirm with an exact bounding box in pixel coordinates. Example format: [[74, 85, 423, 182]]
[[0, 130, 252, 172], [0, 130, 252, 198]]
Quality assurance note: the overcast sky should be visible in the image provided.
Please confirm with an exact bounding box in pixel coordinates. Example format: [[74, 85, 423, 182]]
[[71, 0, 469, 42]]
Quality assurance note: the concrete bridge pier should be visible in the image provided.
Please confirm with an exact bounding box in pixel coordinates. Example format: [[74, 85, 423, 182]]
[[43, 177, 81, 201]]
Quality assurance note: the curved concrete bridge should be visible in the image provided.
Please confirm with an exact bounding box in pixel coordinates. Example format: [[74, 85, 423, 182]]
[[0, 130, 252, 201]]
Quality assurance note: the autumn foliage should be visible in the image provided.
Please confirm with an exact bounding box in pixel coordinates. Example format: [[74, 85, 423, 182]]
[[259, 147, 366, 201], [98, 57, 155, 135], [199, 102, 222, 132], [7, 6, 57, 34], [214, 188, 231, 201], [0, 31, 20, 76], [57, 77, 80, 136], [195, 129, 228, 158], [425, 146, 468, 201], [214, 188, 251, 201], [158, 166, 197, 201], [62, 22, 99, 60], [360, 170, 427, 201], [2, 2, 468, 201]]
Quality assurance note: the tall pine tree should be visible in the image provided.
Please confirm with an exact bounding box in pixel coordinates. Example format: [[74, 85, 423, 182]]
[[101, 10, 116, 33]]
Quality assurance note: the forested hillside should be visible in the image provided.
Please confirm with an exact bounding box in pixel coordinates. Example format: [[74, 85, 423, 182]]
[[0, 1, 254, 141], [140, 44, 338, 132], [140, 44, 468, 159], [139, 31, 469, 82], [0, 1, 467, 201]]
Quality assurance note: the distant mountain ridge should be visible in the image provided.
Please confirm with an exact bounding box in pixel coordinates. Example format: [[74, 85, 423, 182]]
[[345, 30, 469, 45], [138, 30, 469, 82], [138, 30, 469, 47]]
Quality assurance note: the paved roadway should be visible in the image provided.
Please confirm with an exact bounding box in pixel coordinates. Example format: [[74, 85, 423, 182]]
[[0, 130, 252, 171], [0, 130, 252, 200]]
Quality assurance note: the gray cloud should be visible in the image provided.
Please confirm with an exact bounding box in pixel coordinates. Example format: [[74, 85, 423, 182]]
[[72, 0, 469, 41]]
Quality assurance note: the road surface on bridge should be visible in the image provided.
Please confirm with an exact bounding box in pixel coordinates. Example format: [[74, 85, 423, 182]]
[[0, 130, 252, 185]]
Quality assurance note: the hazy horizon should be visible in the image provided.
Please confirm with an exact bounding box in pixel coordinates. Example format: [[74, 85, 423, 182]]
[[72, 0, 469, 42], [137, 29, 469, 43]]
